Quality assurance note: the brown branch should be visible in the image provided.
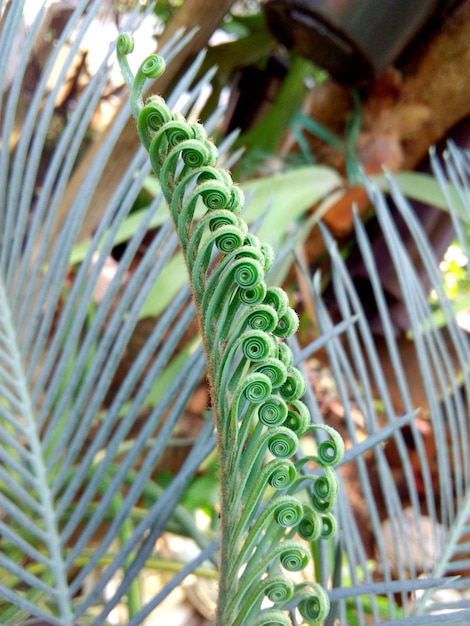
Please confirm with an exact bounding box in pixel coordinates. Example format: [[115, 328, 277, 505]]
[[302, 1, 470, 177], [299, 0, 470, 258]]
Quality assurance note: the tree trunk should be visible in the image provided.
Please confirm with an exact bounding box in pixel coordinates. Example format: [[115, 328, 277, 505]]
[[301, 0, 470, 258]]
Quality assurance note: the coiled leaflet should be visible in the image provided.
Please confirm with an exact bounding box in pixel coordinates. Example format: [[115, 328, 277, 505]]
[[297, 505, 322, 542], [273, 306, 300, 339], [242, 372, 272, 404], [117, 37, 344, 626], [283, 399, 310, 436], [294, 582, 331, 623], [241, 330, 277, 362], [254, 357, 288, 388], [267, 427, 298, 459], [274, 499, 303, 528], [279, 366, 306, 402], [280, 546, 309, 572], [258, 396, 289, 427]]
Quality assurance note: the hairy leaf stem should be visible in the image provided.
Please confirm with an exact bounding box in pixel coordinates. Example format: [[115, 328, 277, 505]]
[[117, 35, 344, 625]]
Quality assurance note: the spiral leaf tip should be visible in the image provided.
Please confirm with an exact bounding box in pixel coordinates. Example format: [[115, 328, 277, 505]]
[[117, 32, 134, 55]]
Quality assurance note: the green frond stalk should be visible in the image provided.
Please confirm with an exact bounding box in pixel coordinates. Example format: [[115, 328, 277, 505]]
[[117, 34, 344, 625]]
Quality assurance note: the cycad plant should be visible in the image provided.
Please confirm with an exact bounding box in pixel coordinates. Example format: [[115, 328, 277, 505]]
[[1, 1, 470, 625], [116, 33, 343, 625]]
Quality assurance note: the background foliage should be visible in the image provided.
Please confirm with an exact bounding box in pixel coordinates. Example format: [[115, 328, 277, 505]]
[[1, 0, 470, 624]]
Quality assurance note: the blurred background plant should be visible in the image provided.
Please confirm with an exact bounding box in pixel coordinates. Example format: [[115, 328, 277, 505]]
[[1, 0, 470, 624]]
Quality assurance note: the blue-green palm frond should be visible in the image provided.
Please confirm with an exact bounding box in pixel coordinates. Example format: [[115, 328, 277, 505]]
[[0, 1, 218, 623], [300, 146, 470, 625]]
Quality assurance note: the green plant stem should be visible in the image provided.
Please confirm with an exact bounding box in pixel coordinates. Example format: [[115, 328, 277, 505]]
[[234, 55, 313, 177]]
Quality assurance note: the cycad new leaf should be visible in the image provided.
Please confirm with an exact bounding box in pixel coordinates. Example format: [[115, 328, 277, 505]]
[[117, 33, 344, 626]]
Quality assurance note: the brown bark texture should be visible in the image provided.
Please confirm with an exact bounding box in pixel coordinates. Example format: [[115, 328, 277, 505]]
[[302, 0, 470, 176], [302, 0, 470, 258]]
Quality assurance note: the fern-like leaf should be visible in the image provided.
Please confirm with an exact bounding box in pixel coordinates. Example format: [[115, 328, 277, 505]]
[[117, 34, 344, 626]]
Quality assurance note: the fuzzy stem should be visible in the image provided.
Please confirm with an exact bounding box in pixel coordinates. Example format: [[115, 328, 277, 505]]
[[117, 35, 343, 626]]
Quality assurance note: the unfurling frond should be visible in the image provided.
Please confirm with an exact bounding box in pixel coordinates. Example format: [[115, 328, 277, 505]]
[[117, 34, 344, 626]]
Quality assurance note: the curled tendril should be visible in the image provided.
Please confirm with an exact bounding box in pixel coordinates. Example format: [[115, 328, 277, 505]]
[[132, 55, 166, 119], [246, 306, 278, 333], [173, 166, 233, 216], [222, 466, 299, 556], [280, 546, 309, 572], [159, 138, 218, 183], [243, 234, 274, 273], [258, 396, 289, 427], [186, 208, 245, 269], [118, 36, 344, 626], [311, 492, 336, 514], [306, 425, 345, 466], [312, 469, 337, 504], [299, 597, 325, 623], [117, 32, 134, 55], [320, 512, 337, 538], [232, 577, 294, 626], [208, 209, 240, 231], [244, 232, 261, 248], [237, 427, 299, 484], [254, 357, 288, 388], [154, 121, 197, 163], [260, 242, 275, 272], [140, 53, 166, 79], [297, 506, 322, 542], [241, 330, 277, 362], [227, 183, 244, 214], [200, 181, 233, 210], [201, 249, 266, 326], [267, 427, 299, 459], [231, 461, 297, 527], [273, 306, 299, 339], [168, 119, 197, 148], [296, 583, 331, 623], [178, 209, 242, 265], [274, 499, 303, 528], [241, 373, 272, 404], [279, 366, 306, 402], [226, 499, 310, 588], [283, 399, 310, 436], [267, 459, 297, 490], [264, 286, 289, 317], [202, 244, 265, 307], [182, 140, 215, 168], [238, 282, 267, 306], [217, 330, 275, 401], [317, 436, 344, 466], [273, 581, 331, 624], [291, 464, 339, 514], [214, 226, 246, 254], [116, 33, 135, 96], [212, 305, 277, 369], [277, 341, 293, 369], [137, 98, 172, 150], [263, 576, 294, 604], [234, 258, 265, 289]]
